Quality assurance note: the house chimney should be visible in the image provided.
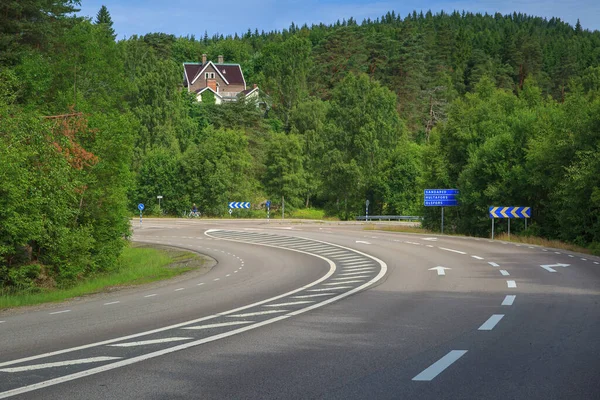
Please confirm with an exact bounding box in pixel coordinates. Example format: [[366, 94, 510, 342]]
[[218, 54, 224, 64], [202, 54, 207, 64]]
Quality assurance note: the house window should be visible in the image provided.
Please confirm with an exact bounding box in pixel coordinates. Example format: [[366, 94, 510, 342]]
[[205, 72, 215, 79]]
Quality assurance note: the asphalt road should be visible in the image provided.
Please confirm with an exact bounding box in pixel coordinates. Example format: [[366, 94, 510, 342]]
[[1, 219, 599, 399]]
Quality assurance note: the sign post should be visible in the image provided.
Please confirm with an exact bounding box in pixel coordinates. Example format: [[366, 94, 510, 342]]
[[365, 199, 370, 222], [489, 207, 531, 239], [157, 195, 163, 214], [138, 203, 145, 227], [424, 189, 459, 234]]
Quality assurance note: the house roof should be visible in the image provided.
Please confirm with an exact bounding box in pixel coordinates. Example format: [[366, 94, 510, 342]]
[[184, 62, 246, 88], [240, 87, 259, 96]]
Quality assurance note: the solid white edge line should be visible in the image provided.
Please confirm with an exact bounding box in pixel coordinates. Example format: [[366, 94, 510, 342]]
[[0, 230, 387, 399], [478, 314, 505, 330], [0, 357, 122, 373], [502, 295, 516, 306], [412, 350, 468, 381]]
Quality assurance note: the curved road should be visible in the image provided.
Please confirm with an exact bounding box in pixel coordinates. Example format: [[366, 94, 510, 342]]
[[1, 219, 599, 399]]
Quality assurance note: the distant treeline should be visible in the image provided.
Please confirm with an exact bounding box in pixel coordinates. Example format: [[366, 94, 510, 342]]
[[1, 1, 599, 290]]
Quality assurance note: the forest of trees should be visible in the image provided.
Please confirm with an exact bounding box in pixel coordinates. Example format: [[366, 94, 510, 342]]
[[1, 0, 600, 290]]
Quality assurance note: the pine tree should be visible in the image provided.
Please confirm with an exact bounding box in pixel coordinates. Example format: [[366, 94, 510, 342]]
[[95, 5, 116, 39]]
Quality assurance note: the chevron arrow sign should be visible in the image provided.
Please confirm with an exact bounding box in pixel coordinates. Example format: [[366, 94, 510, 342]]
[[228, 202, 251, 209], [489, 206, 531, 218]]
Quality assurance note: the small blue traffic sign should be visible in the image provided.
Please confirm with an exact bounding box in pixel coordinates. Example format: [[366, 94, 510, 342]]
[[266, 200, 271, 208], [138, 203, 145, 211]]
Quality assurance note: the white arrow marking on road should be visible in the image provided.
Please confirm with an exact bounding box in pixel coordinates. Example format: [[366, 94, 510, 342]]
[[355, 240, 371, 244], [109, 337, 193, 347], [0, 357, 121, 373], [429, 266, 451, 276], [540, 263, 570, 273]]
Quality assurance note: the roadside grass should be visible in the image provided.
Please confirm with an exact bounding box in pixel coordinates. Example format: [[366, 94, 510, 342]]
[[495, 233, 593, 255], [364, 224, 431, 234], [0, 244, 203, 310]]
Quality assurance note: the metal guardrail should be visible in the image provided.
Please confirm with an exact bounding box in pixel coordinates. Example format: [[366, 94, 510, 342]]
[[356, 215, 423, 221]]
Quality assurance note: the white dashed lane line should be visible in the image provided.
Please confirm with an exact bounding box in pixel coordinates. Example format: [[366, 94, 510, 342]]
[[507, 280, 517, 288], [144, 294, 157, 298], [213, 278, 220, 281], [471, 255, 484, 260], [478, 314, 504, 331], [49, 310, 71, 315], [502, 295, 516, 306], [174, 288, 184, 292], [104, 301, 120, 306], [500, 270, 510, 276], [197, 282, 204, 286], [412, 350, 468, 381], [488, 262, 500, 267], [439, 247, 467, 255]]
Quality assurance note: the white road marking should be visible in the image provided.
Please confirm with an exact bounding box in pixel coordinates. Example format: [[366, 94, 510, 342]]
[[500, 270, 510, 276], [174, 288, 184, 292], [213, 278, 220, 281], [144, 294, 157, 298], [263, 301, 314, 307], [507, 280, 517, 288], [355, 241, 371, 244], [331, 275, 371, 281], [555, 252, 561, 254], [422, 238, 438, 241], [488, 262, 500, 267], [502, 295, 516, 306], [182, 321, 254, 330], [291, 293, 336, 299], [471, 255, 484, 260], [594, 262, 599, 265], [227, 310, 288, 318], [540, 263, 570, 272], [581, 258, 587, 261], [323, 280, 364, 286], [234, 270, 238, 273], [109, 338, 192, 347], [426, 245, 434, 248], [568, 255, 575, 258], [478, 314, 504, 330], [339, 271, 374, 276], [412, 350, 468, 381], [429, 266, 450, 276], [0, 321, 4, 324], [0, 357, 121, 373], [197, 282, 205, 286], [542, 249, 548, 252], [343, 267, 376, 272], [336, 256, 366, 261], [439, 247, 467, 255], [104, 301, 120, 305], [308, 286, 353, 292], [49, 310, 71, 315], [342, 261, 374, 267], [226, 274, 231, 277]]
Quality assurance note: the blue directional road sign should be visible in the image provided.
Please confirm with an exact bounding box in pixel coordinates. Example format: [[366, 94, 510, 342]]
[[229, 202, 251, 209], [266, 200, 271, 208], [138, 203, 145, 211], [489, 207, 531, 218], [424, 189, 459, 207]]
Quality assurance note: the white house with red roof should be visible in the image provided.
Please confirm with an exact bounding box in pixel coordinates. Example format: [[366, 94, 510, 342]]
[[183, 54, 259, 104]]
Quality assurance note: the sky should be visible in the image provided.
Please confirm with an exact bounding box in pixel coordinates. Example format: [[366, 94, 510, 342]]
[[76, 0, 600, 40]]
